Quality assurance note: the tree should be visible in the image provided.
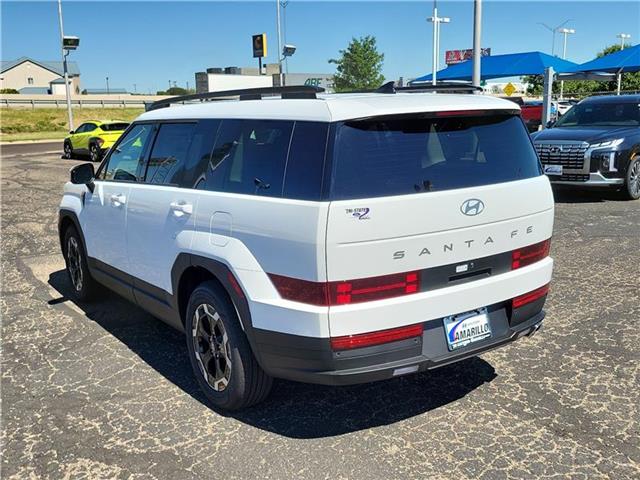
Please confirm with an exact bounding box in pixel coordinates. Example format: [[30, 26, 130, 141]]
[[156, 86, 190, 96], [329, 36, 385, 92], [522, 44, 640, 97], [0, 88, 19, 94]]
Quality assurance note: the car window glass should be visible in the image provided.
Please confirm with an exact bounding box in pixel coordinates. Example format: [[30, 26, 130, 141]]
[[102, 123, 153, 182], [205, 119, 293, 197], [85, 123, 98, 132], [145, 123, 196, 185], [283, 122, 328, 200], [174, 120, 221, 189], [75, 123, 88, 133], [330, 114, 541, 200]]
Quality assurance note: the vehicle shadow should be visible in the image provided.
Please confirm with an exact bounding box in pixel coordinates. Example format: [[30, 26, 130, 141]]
[[48, 268, 497, 439], [552, 185, 624, 204]]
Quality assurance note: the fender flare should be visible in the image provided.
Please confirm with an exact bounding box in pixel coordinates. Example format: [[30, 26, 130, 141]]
[[171, 253, 265, 367]]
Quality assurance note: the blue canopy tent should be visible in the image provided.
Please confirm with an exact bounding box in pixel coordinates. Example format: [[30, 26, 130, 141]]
[[564, 44, 640, 94], [565, 44, 640, 73], [411, 51, 579, 82]]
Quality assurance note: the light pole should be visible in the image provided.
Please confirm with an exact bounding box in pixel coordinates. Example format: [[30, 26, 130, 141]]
[[617, 33, 631, 49], [57, 0, 74, 131], [106, 76, 110, 94], [276, 0, 283, 84], [427, 0, 450, 85], [472, 0, 482, 89], [558, 27, 575, 99], [280, 1, 290, 74], [616, 33, 631, 95], [538, 19, 572, 56]]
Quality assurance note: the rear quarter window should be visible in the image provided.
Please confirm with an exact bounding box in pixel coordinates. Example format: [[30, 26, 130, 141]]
[[330, 113, 541, 200]]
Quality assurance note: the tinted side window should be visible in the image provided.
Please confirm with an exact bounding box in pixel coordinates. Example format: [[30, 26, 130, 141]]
[[75, 123, 89, 133], [145, 123, 196, 185], [102, 123, 153, 182], [84, 123, 98, 132], [206, 119, 293, 197], [174, 120, 221, 189], [283, 122, 328, 200]]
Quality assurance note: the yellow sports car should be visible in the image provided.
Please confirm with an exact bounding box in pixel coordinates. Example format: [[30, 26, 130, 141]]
[[63, 120, 130, 162]]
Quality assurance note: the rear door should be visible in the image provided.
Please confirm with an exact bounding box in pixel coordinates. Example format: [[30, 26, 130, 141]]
[[125, 121, 203, 297], [325, 112, 554, 283]]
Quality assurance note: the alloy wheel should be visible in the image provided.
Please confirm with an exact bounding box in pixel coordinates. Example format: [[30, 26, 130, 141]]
[[192, 303, 232, 392], [64, 143, 71, 159], [90, 145, 99, 162], [66, 236, 83, 292]]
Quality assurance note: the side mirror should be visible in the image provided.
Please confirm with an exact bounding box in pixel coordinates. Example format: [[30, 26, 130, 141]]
[[70, 163, 95, 192], [69, 130, 75, 134]]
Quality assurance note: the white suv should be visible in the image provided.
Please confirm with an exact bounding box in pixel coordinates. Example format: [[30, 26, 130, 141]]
[[59, 85, 554, 410]]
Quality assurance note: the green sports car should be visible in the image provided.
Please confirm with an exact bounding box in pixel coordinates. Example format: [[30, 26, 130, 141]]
[[63, 120, 130, 162]]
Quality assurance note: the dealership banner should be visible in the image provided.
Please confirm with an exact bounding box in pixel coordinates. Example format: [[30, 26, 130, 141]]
[[445, 48, 491, 65]]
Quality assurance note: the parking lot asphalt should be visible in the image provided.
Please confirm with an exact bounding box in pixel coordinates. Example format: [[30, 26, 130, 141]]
[[1, 148, 639, 480]]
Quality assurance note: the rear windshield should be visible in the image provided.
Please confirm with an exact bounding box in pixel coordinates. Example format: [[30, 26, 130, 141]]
[[101, 122, 130, 131], [554, 101, 640, 127], [330, 113, 541, 200]]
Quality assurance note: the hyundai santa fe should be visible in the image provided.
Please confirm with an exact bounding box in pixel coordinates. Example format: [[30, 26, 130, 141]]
[[59, 85, 554, 410]]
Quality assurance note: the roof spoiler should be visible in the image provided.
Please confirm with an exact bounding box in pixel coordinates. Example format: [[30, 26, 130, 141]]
[[145, 85, 325, 111]]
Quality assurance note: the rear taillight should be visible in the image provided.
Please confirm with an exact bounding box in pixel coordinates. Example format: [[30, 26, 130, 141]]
[[328, 271, 420, 305], [512, 239, 550, 270], [512, 284, 550, 308], [268, 271, 421, 306], [331, 323, 423, 351]]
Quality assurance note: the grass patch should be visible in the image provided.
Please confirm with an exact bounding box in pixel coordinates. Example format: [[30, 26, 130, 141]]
[[0, 108, 143, 136]]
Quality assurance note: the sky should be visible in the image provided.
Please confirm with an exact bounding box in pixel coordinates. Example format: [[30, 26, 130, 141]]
[[1, 0, 639, 93]]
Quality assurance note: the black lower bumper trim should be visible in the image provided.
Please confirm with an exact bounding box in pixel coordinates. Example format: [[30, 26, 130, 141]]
[[254, 307, 545, 386]]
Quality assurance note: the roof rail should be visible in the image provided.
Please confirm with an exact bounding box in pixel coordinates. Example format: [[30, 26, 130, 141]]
[[146, 85, 326, 111], [373, 81, 483, 94]]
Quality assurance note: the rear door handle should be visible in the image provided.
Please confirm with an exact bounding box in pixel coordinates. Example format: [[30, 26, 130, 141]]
[[110, 193, 126, 207], [170, 201, 193, 217]]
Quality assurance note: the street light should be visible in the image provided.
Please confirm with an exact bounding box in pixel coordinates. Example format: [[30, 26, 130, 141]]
[[427, 0, 451, 85], [557, 27, 575, 99], [537, 19, 572, 56], [617, 33, 631, 49], [105, 76, 110, 94], [57, 0, 77, 131], [616, 33, 631, 95]]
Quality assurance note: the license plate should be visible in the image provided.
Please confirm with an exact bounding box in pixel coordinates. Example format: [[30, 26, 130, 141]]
[[543, 165, 563, 176], [443, 308, 492, 351]]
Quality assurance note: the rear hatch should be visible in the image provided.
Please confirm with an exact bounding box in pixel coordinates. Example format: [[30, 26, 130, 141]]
[[325, 111, 553, 295]]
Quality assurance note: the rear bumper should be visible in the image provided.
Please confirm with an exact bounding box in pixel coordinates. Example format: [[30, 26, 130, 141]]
[[253, 299, 546, 386]]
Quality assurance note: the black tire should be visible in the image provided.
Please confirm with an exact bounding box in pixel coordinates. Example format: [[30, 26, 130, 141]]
[[89, 143, 101, 163], [63, 140, 73, 159], [621, 155, 640, 200], [185, 281, 273, 410], [63, 226, 98, 301]]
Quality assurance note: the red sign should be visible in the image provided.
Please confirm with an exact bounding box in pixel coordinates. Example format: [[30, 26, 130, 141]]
[[445, 48, 491, 65]]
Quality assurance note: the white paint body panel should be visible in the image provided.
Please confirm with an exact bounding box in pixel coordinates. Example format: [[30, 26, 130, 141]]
[[81, 181, 131, 271]]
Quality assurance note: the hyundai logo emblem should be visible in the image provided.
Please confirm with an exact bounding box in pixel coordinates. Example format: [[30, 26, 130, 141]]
[[550, 145, 563, 154], [460, 199, 485, 216]]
